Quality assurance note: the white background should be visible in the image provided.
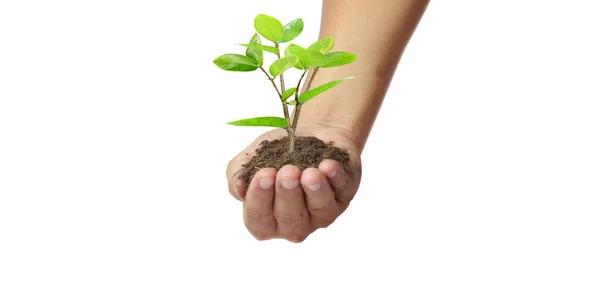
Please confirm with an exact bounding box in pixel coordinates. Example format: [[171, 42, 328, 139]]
[[1, 0, 599, 289]]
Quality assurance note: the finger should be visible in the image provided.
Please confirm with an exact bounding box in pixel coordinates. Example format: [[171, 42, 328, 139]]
[[301, 167, 339, 228], [227, 175, 246, 202], [274, 165, 310, 243], [243, 168, 277, 241], [226, 156, 250, 201], [318, 159, 356, 205]]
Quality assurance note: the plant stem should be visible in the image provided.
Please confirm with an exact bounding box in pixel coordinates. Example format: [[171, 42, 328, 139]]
[[294, 70, 308, 103], [259, 66, 289, 121], [275, 43, 286, 93], [274, 42, 293, 141], [305, 68, 320, 92], [292, 67, 319, 129], [287, 69, 309, 152], [274, 43, 291, 132], [289, 68, 320, 152], [259, 67, 281, 96], [288, 106, 301, 152]]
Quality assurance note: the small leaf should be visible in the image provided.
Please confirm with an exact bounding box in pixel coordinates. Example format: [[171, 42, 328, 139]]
[[279, 18, 304, 43], [239, 43, 279, 54], [254, 14, 284, 43], [308, 37, 334, 53], [322, 51, 357, 68], [298, 77, 354, 104], [285, 46, 308, 70], [213, 54, 259, 72], [227, 116, 288, 128], [285, 44, 326, 68], [281, 88, 296, 101], [287, 100, 298, 105], [245, 33, 263, 66], [269, 56, 299, 78]]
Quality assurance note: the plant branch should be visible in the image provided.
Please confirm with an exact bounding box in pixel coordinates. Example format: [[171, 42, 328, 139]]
[[288, 68, 320, 152], [305, 67, 320, 93], [275, 43, 286, 93], [259, 67, 281, 97], [291, 68, 319, 130], [274, 43, 290, 123], [294, 69, 308, 103], [259, 66, 289, 121]]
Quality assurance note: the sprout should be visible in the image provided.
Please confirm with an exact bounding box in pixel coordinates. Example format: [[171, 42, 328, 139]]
[[213, 14, 356, 152]]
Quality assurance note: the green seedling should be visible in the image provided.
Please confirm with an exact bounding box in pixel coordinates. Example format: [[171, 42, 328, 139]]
[[213, 14, 356, 151]]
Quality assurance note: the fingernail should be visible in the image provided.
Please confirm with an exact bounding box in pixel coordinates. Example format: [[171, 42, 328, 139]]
[[259, 178, 274, 189], [281, 179, 299, 190], [307, 183, 321, 191], [327, 171, 337, 178]]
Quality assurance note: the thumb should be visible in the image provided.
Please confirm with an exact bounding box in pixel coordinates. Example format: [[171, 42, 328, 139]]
[[226, 153, 251, 202]]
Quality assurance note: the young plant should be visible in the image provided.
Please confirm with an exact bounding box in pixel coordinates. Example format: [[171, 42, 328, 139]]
[[213, 14, 356, 152]]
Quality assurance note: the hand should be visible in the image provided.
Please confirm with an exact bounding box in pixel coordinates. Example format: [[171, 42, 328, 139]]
[[226, 124, 362, 243]]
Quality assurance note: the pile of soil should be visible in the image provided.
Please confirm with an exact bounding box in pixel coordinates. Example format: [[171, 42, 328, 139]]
[[238, 136, 350, 186]]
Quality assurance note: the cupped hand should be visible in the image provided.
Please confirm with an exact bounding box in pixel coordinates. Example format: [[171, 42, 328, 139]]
[[226, 125, 362, 243]]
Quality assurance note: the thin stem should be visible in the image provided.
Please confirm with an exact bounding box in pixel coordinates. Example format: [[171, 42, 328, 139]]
[[259, 66, 289, 121], [274, 43, 290, 125], [275, 43, 286, 93], [259, 67, 281, 97], [289, 68, 320, 152], [294, 70, 309, 103], [287, 69, 309, 152], [289, 104, 302, 153], [305, 68, 320, 92], [291, 68, 319, 130]]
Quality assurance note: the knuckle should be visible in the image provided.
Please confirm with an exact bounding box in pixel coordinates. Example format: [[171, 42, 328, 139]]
[[245, 208, 274, 223], [277, 191, 300, 202], [274, 212, 307, 227], [308, 200, 336, 214]]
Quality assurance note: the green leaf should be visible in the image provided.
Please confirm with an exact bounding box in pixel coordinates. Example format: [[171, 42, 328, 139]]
[[279, 18, 304, 43], [281, 88, 296, 101], [287, 100, 298, 106], [322, 51, 357, 68], [298, 77, 354, 104], [254, 14, 284, 43], [213, 54, 259, 72], [308, 37, 334, 53], [227, 116, 288, 128], [245, 33, 263, 66], [239, 43, 279, 54], [285, 46, 308, 70], [269, 56, 298, 78], [285, 44, 326, 68]]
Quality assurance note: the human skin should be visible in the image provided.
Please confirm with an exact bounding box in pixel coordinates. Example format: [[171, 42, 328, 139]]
[[226, 0, 430, 242]]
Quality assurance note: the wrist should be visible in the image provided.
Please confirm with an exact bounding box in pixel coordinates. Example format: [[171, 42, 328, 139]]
[[296, 115, 362, 150], [297, 101, 373, 154]]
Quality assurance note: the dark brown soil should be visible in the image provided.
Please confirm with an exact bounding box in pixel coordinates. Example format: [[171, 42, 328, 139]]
[[238, 136, 351, 186]]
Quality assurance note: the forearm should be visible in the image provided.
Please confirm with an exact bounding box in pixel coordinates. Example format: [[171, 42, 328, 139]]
[[299, 0, 430, 153]]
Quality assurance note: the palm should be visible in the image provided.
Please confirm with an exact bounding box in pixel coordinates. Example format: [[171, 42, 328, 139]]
[[226, 125, 362, 242]]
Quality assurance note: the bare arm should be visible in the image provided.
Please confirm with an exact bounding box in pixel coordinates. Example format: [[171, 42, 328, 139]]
[[299, 0, 430, 153], [226, 1, 430, 243]]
